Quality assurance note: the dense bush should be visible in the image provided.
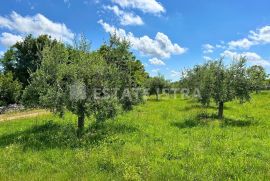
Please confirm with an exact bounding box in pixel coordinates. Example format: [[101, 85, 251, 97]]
[[0, 72, 22, 106]]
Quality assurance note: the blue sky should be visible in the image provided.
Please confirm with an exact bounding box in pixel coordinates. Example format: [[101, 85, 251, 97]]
[[0, 0, 270, 81]]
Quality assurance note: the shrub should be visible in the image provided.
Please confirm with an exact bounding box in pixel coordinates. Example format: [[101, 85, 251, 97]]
[[0, 72, 22, 106]]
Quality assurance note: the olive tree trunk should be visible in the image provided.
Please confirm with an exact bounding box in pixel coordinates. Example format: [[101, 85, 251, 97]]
[[77, 103, 85, 136], [78, 111, 85, 130], [218, 101, 224, 119], [155, 88, 160, 100]]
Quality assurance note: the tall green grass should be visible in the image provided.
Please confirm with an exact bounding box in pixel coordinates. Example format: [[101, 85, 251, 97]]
[[0, 92, 269, 180]]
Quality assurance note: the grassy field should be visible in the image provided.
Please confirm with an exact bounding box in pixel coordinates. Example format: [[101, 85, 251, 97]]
[[0, 92, 269, 180]]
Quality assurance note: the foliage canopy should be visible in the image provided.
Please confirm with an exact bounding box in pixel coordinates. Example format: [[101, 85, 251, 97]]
[[181, 58, 252, 119]]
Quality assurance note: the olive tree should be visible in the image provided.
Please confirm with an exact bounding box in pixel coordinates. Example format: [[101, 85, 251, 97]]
[[146, 74, 169, 100], [266, 75, 270, 89], [23, 42, 119, 134], [247, 65, 267, 93], [181, 58, 251, 119]]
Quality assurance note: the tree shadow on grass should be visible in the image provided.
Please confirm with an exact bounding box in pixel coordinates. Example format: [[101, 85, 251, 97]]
[[180, 105, 215, 111], [171, 118, 207, 129], [172, 113, 256, 129], [196, 112, 255, 127], [180, 105, 231, 112], [146, 98, 166, 102], [0, 120, 138, 151], [221, 117, 254, 127]]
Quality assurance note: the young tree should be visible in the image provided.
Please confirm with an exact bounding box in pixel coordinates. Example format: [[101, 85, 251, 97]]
[[0, 72, 22, 106], [181, 58, 251, 119], [247, 65, 267, 93], [23, 41, 120, 134]]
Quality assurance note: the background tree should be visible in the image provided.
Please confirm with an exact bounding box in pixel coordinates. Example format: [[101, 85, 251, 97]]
[[247, 65, 267, 93], [98, 35, 148, 110], [181, 58, 251, 119], [146, 74, 169, 100], [266, 74, 270, 89], [0, 72, 22, 106], [1, 34, 58, 87]]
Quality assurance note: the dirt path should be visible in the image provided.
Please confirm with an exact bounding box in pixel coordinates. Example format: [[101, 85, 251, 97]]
[[0, 110, 50, 122]]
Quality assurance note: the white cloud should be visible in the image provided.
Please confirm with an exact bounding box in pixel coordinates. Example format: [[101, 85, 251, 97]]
[[202, 44, 215, 54], [143, 63, 148, 67], [221, 50, 239, 59], [0, 32, 23, 47], [64, 0, 71, 8], [152, 68, 160, 73], [104, 5, 144, 26], [83, 0, 98, 5], [0, 11, 74, 43], [98, 20, 187, 58], [171, 70, 181, 77], [215, 41, 226, 49], [0, 51, 4, 57], [149, 57, 165, 65], [227, 25, 270, 50], [203, 56, 212, 61], [228, 38, 254, 49], [221, 50, 270, 67], [111, 0, 165, 14], [249, 26, 270, 44], [216, 44, 226, 49]]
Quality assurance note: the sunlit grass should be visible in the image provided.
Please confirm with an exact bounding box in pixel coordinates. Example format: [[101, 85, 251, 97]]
[[0, 92, 269, 180]]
